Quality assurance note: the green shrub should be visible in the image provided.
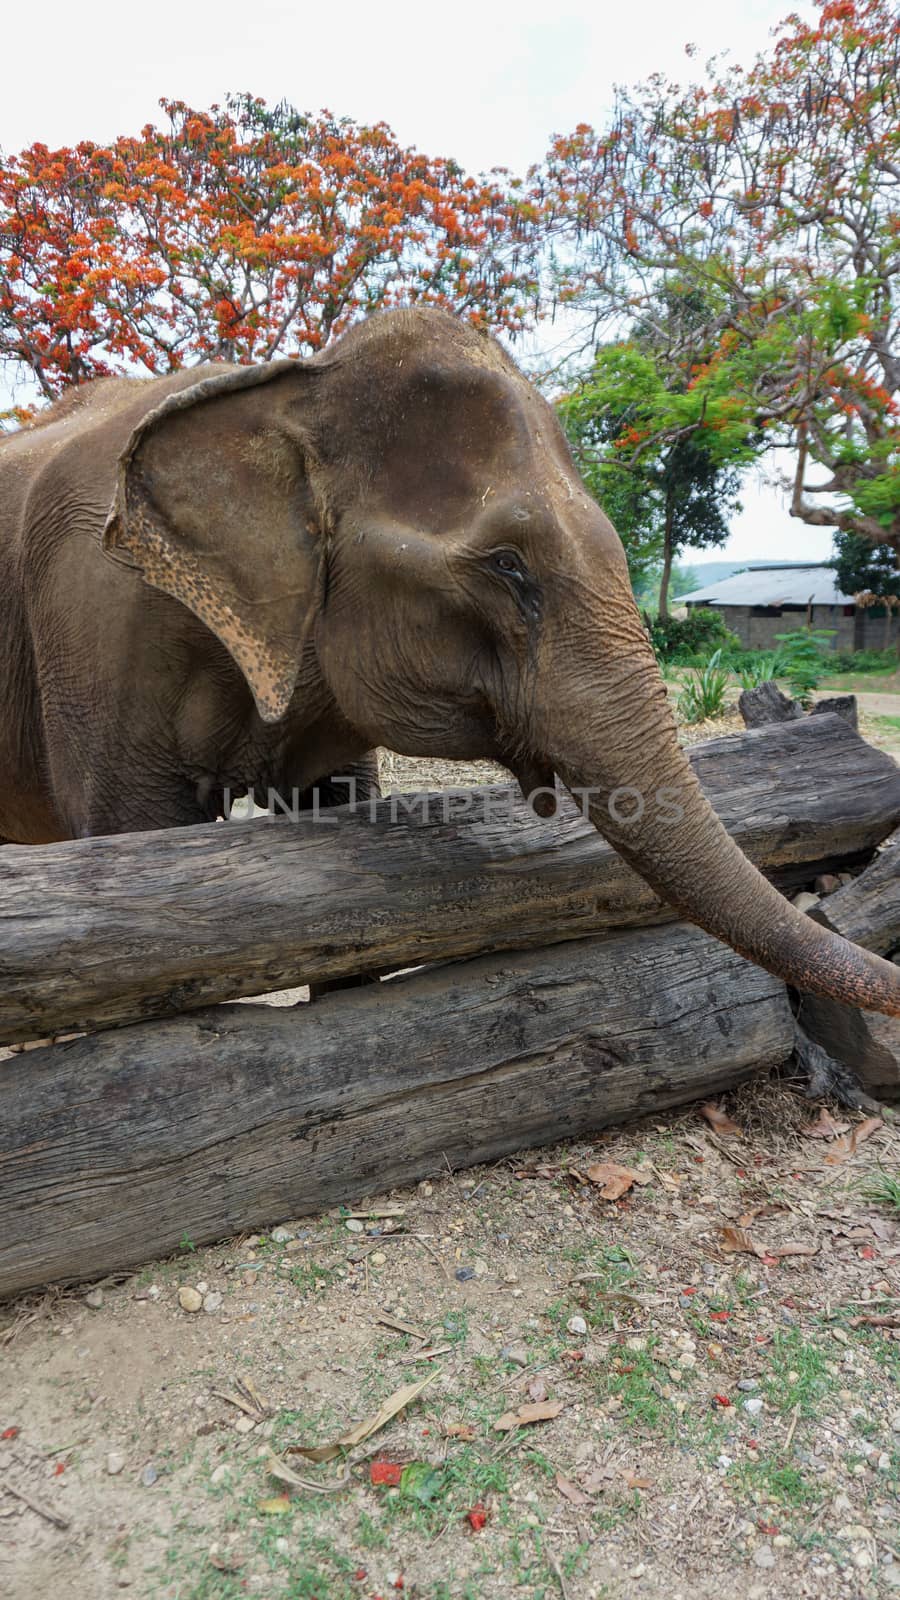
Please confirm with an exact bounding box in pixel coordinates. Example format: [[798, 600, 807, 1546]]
[[774, 628, 835, 706], [646, 608, 739, 664], [826, 647, 897, 674], [733, 651, 784, 689], [677, 649, 731, 724]]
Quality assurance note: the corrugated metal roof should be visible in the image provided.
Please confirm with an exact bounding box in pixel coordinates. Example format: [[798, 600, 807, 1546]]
[[681, 564, 851, 607]]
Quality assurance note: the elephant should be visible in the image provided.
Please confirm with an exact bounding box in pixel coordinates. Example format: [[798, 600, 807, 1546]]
[[0, 306, 898, 1017]]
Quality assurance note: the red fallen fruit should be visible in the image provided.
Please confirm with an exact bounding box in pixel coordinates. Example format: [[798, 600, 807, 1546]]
[[54, 1461, 65, 1475], [353, 1570, 367, 1582], [709, 1312, 730, 1323], [369, 1459, 403, 1487], [712, 1394, 731, 1408], [466, 1503, 488, 1531], [1, 1427, 19, 1440]]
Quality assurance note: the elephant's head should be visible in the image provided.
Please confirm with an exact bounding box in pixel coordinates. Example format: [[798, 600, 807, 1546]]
[[104, 308, 900, 1017]]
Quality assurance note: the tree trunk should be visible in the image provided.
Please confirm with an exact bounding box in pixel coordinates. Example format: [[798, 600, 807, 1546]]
[[797, 832, 900, 1100], [0, 716, 897, 1046], [658, 491, 675, 622], [0, 921, 794, 1298]]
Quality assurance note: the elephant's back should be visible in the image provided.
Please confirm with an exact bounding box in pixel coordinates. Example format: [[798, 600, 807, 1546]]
[[1, 365, 226, 555]]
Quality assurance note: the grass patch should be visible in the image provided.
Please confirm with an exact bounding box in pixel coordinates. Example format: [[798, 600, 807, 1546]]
[[763, 1329, 835, 1416], [864, 1171, 900, 1213], [732, 1456, 822, 1511]]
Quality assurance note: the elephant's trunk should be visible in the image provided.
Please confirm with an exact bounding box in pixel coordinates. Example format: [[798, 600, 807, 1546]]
[[550, 650, 900, 1017]]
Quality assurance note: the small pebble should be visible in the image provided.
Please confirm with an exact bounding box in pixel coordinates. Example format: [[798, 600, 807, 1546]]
[[753, 1545, 775, 1570], [370, 1252, 386, 1266], [106, 1452, 125, 1476], [737, 1378, 759, 1392], [141, 1463, 158, 1487], [567, 1315, 588, 1336], [85, 1288, 104, 1310], [882, 1565, 900, 1589], [271, 1227, 294, 1244], [234, 1416, 256, 1435], [210, 1464, 231, 1485], [743, 1396, 764, 1417], [455, 1267, 475, 1282], [196, 1280, 209, 1295], [345, 1219, 364, 1234], [203, 1292, 223, 1314], [178, 1286, 203, 1314], [472, 1259, 489, 1278], [500, 1344, 529, 1367]]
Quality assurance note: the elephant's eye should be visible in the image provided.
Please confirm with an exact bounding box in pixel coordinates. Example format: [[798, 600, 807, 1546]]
[[490, 549, 526, 580]]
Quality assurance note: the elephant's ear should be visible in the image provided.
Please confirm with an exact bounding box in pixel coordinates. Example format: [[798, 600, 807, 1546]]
[[103, 361, 325, 723]]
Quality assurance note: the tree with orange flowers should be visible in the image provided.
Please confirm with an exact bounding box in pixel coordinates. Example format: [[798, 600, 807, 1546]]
[[535, 0, 900, 550], [0, 94, 537, 405]]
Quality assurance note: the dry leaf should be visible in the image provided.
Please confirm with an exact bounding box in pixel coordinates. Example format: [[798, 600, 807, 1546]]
[[257, 1496, 292, 1515], [556, 1472, 594, 1506], [443, 1422, 476, 1441], [848, 1313, 900, 1329], [800, 1108, 850, 1140], [376, 1314, 423, 1338], [526, 1376, 549, 1404], [212, 1378, 269, 1422], [700, 1102, 742, 1137], [209, 1553, 245, 1573], [347, 1205, 405, 1219], [585, 1162, 653, 1200], [287, 1374, 436, 1463], [580, 1462, 616, 1494], [720, 1225, 766, 1258], [621, 1469, 653, 1490], [265, 1450, 350, 1494], [768, 1241, 820, 1259], [398, 1344, 452, 1365], [823, 1117, 883, 1165], [493, 1400, 565, 1432]]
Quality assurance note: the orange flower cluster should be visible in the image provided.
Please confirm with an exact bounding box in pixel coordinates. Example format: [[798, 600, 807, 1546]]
[[0, 95, 539, 397]]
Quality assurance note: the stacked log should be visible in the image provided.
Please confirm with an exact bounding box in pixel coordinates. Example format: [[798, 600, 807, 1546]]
[[1, 712, 898, 1298], [0, 714, 896, 1045], [797, 833, 900, 1100]]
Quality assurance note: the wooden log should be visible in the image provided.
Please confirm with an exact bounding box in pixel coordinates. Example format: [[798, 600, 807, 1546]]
[[0, 922, 793, 1298], [738, 680, 803, 726], [810, 696, 858, 732], [797, 833, 900, 1100], [0, 715, 897, 1046]]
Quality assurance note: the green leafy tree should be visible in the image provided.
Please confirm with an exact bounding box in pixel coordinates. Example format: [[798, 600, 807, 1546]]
[[538, 0, 900, 550], [559, 331, 752, 617], [832, 529, 900, 646]]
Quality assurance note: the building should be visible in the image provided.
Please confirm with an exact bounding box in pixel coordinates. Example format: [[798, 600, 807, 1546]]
[[679, 563, 899, 653]]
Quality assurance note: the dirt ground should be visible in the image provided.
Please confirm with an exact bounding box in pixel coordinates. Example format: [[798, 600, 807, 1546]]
[[2, 721, 900, 1600]]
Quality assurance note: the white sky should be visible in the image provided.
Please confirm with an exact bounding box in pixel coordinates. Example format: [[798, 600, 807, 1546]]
[[1, 0, 831, 563]]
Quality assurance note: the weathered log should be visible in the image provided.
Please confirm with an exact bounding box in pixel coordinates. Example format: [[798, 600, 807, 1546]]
[[810, 695, 858, 732], [0, 715, 897, 1045], [738, 680, 803, 726], [798, 832, 900, 1100], [0, 922, 793, 1298]]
